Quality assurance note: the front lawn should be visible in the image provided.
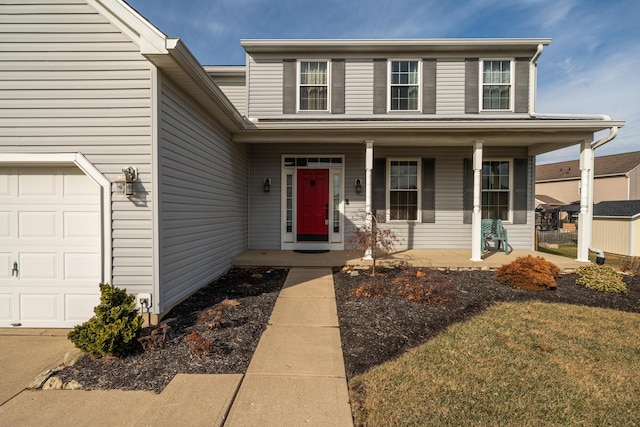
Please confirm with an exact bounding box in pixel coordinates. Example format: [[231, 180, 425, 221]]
[[349, 301, 640, 426]]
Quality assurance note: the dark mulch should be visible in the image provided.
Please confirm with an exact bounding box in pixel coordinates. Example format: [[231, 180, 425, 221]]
[[333, 267, 640, 378], [58, 265, 640, 393], [57, 267, 288, 394]]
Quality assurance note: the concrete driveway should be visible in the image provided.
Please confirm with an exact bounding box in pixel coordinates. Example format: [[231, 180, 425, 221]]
[[0, 329, 74, 406]]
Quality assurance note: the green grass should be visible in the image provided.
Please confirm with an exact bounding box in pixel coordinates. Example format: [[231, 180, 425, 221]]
[[538, 245, 628, 271], [349, 301, 640, 426]]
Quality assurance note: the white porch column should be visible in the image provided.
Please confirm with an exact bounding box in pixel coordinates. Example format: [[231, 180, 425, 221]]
[[364, 140, 374, 260], [470, 141, 484, 261], [577, 140, 593, 262]]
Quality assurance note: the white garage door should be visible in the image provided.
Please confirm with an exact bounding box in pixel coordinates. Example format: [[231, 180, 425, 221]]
[[0, 167, 101, 328]]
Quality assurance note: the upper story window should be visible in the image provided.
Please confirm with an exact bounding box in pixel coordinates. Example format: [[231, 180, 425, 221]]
[[482, 160, 511, 220], [389, 159, 420, 220], [390, 61, 420, 111], [482, 60, 512, 111], [299, 61, 328, 111]]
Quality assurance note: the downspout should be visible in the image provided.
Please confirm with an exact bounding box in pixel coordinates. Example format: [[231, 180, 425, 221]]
[[529, 43, 619, 264]]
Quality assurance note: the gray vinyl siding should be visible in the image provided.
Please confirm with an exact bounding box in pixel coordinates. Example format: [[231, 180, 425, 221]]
[[436, 60, 465, 115], [344, 61, 374, 115], [247, 56, 283, 118], [248, 144, 365, 249], [158, 76, 249, 313], [213, 81, 246, 116], [247, 144, 534, 250], [0, 0, 155, 294]]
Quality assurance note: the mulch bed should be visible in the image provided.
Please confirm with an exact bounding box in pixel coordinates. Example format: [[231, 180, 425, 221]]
[[57, 265, 640, 393], [333, 267, 640, 377], [57, 267, 288, 394]]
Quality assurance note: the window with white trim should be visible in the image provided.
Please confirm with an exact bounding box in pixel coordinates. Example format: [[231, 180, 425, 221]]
[[389, 159, 420, 220], [482, 60, 512, 110], [299, 61, 328, 111], [390, 60, 420, 111], [482, 160, 511, 220]]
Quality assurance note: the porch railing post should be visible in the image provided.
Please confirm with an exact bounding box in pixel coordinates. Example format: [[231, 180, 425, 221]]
[[471, 141, 484, 261], [364, 141, 374, 260]]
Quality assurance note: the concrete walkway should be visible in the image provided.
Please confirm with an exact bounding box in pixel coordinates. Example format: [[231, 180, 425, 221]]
[[0, 268, 353, 427], [224, 267, 353, 426]]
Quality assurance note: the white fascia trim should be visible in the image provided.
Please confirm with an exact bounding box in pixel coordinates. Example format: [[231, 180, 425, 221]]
[[164, 38, 247, 130], [248, 119, 625, 131], [91, 0, 168, 54], [0, 153, 113, 286]]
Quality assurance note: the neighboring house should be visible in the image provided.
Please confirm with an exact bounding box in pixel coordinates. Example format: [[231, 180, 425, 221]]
[[0, 0, 624, 327], [592, 200, 640, 257], [536, 151, 640, 205]]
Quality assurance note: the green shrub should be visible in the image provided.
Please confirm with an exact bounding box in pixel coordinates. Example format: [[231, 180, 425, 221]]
[[495, 255, 560, 291], [621, 256, 640, 276], [68, 283, 144, 358], [576, 264, 627, 294]]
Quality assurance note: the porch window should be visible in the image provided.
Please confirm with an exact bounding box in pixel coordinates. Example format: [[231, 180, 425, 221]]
[[333, 174, 340, 233], [390, 61, 419, 111], [389, 160, 420, 220], [299, 61, 328, 111], [482, 60, 511, 110], [482, 160, 510, 220]]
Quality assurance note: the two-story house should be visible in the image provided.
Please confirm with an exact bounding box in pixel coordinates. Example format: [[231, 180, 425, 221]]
[[0, 0, 624, 327]]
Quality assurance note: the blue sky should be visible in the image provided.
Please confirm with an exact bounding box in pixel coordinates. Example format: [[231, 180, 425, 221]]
[[126, 0, 639, 164]]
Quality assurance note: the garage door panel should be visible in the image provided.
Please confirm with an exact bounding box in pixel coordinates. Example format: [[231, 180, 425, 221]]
[[64, 171, 98, 197], [64, 211, 100, 239], [18, 172, 57, 197], [0, 294, 12, 321], [65, 294, 99, 322], [19, 252, 57, 279], [1, 166, 101, 328], [64, 253, 100, 280], [0, 212, 10, 237], [20, 294, 58, 321], [0, 172, 10, 196], [0, 253, 10, 278], [18, 211, 57, 239]]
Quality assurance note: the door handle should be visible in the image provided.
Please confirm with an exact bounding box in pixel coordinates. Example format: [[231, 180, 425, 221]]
[[12, 262, 18, 277]]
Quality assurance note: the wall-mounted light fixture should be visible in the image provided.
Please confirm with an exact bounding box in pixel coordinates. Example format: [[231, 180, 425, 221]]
[[115, 166, 137, 196], [355, 178, 362, 193], [263, 178, 271, 192]]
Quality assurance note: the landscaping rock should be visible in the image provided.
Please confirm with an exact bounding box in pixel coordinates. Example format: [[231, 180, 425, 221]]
[[28, 369, 54, 389], [63, 351, 84, 366], [64, 380, 83, 390], [42, 376, 63, 390]]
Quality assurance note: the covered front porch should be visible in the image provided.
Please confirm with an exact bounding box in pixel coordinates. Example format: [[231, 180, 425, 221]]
[[233, 249, 585, 272]]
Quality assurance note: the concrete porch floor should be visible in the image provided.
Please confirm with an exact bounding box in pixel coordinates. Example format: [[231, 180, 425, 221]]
[[233, 249, 586, 272]]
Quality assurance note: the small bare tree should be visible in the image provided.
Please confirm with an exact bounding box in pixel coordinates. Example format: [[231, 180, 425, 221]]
[[349, 210, 398, 275]]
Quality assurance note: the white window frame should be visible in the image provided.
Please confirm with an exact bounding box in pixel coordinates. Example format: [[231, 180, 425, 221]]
[[479, 59, 514, 112], [388, 60, 421, 112], [481, 158, 513, 222], [386, 158, 422, 222], [297, 60, 330, 112]]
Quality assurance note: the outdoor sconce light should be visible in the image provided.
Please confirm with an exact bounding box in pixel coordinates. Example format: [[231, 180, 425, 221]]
[[263, 178, 271, 192], [355, 178, 362, 193], [115, 166, 137, 196]]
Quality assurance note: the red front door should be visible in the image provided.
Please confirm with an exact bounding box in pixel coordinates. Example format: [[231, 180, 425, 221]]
[[297, 169, 329, 241]]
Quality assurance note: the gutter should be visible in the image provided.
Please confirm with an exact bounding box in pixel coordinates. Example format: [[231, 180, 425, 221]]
[[529, 43, 622, 264]]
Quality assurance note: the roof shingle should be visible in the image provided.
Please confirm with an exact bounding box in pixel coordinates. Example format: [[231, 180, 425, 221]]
[[593, 200, 640, 218], [536, 151, 640, 182]]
